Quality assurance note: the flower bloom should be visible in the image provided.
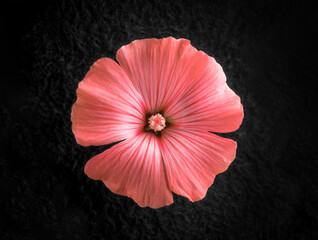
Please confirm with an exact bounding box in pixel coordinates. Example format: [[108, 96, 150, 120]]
[[71, 37, 244, 208]]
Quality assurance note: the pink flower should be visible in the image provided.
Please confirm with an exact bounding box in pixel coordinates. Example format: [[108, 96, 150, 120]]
[[71, 37, 244, 208]]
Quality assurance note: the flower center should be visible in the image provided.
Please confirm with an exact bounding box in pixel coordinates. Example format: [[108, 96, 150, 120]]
[[148, 113, 166, 132]]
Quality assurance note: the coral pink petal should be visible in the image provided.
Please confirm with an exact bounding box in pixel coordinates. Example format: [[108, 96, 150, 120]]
[[71, 58, 145, 146], [84, 133, 173, 208], [116, 37, 243, 132], [160, 128, 237, 202], [164, 54, 244, 133], [116, 37, 198, 114]]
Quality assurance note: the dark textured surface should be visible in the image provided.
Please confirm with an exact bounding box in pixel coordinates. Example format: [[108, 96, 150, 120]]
[[1, 0, 317, 239]]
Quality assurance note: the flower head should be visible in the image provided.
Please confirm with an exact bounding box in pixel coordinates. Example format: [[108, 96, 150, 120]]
[[71, 37, 244, 208]]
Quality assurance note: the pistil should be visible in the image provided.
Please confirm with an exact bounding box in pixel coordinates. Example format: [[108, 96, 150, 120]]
[[148, 113, 166, 132]]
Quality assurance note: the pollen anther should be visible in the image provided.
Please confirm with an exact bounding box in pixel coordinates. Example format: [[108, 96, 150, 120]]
[[148, 113, 166, 132]]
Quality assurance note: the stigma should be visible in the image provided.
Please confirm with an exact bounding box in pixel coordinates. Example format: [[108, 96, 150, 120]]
[[148, 113, 166, 132]]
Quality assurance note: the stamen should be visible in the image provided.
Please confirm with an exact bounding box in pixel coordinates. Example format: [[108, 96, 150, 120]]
[[148, 113, 166, 132]]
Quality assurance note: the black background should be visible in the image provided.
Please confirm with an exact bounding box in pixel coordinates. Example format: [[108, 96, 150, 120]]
[[1, 0, 317, 239]]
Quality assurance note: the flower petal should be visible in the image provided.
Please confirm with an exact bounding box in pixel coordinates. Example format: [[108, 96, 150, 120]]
[[116, 37, 243, 132], [84, 133, 173, 208], [164, 55, 244, 133], [116, 37, 198, 114], [71, 58, 145, 146], [160, 128, 237, 202]]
